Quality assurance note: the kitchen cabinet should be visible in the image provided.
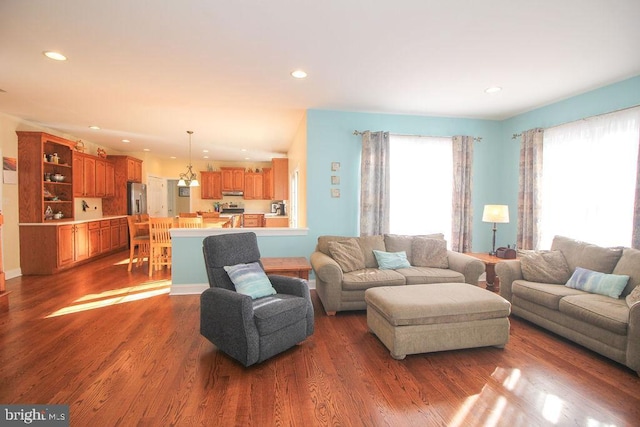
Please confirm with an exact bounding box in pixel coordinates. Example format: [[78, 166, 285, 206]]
[[17, 131, 75, 223], [73, 152, 113, 198], [95, 159, 106, 197], [105, 161, 115, 197], [243, 214, 265, 227], [88, 221, 101, 257], [103, 155, 144, 215], [110, 218, 128, 250], [127, 158, 143, 183], [200, 171, 222, 199], [221, 167, 244, 191], [58, 223, 89, 267], [100, 220, 111, 252], [0, 213, 7, 308], [244, 173, 264, 200], [272, 158, 289, 201], [265, 216, 289, 227], [262, 167, 273, 200]]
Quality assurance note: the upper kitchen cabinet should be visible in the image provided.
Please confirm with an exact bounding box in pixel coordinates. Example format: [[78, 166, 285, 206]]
[[103, 155, 144, 215], [72, 152, 114, 198], [244, 172, 264, 200], [221, 167, 244, 192], [262, 167, 273, 200], [272, 158, 289, 200], [17, 131, 75, 223], [200, 171, 222, 199]]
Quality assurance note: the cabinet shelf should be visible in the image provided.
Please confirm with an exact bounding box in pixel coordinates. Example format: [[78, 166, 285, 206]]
[[44, 162, 71, 168]]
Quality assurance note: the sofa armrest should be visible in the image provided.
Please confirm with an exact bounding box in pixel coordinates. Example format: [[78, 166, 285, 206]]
[[310, 251, 343, 284], [626, 301, 640, 375], [447, 251, 486, 286], [495, 260, 523, 303]]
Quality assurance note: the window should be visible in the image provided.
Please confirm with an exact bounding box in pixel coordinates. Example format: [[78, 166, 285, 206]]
[[539, 108, 640, 248], [389, 135, 453, 242]]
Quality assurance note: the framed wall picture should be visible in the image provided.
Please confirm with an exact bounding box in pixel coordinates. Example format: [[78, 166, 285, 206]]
[[331, 162, 340, 171], [178, 187, 190, 197], [331, 175, 340, 185]]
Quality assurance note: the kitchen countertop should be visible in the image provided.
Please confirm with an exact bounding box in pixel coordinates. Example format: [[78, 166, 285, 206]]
[[19, 215, 128, 226]]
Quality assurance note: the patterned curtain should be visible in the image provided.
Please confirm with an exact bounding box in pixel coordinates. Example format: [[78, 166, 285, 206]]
[[360, 131, 390, 236], [451, 136, 474, 252], [634, 138, 640, 249], [517, 128, 544, 249]]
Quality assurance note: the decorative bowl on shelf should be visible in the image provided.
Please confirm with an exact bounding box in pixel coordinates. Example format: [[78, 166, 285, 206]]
[[52, 174, 65, 182]]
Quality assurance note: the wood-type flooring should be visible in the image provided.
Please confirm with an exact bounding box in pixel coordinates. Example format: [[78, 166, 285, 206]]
[[1, 251, 638, 426]]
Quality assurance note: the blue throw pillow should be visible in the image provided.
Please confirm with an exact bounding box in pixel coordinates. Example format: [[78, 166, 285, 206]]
[[373, 250, 411, 270], [223, 262, 277, 299], [565, 267, 629, 298]]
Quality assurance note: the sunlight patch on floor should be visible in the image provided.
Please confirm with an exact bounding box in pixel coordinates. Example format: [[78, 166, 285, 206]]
[[45, 280, 171, 318]]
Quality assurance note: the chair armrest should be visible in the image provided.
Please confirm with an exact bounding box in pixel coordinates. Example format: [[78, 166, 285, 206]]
[[200, 287, 260, 366], [447, 251, 486, 286], [310, 251, 343, 284], [268, 274, 310, 299], [495, 260, 523, 303]]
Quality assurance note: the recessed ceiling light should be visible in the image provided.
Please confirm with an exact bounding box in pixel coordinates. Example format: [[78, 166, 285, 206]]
[[241, 148, 247, 152], [291, 70, 307, 79], [485, 86, 502, 94], [43, 51, 67, 61], [203, 155, 209, 159], [89, 125, 100, 130], [244, 157, 250, 160], [143, 148, 150, 152], [121, 139, 130, 143], [203, 149, 209, 153], [170, 156, 176, 159]]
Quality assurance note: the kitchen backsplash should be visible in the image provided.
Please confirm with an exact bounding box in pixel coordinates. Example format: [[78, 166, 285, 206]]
[[74, 198, 104, 220]]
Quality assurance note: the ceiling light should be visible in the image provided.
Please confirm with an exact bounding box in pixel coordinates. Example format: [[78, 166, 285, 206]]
[[177, 131, 199, 187], [89, 125, 100, 130], [121, 139, 130, 143], [170, 156, 176, 159], [143, 148, 151, 152], [291, 70, 307, 79], [43, 51, 67, 61], [485, 86, 502, 94], [203, 149, 209, 153], [203, 156, 209, 159]]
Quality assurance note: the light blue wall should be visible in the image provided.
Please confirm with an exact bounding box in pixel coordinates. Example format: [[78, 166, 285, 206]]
[[171, 75, 640, 287], [306, 110, 503, 251], [497, 75, 640, 247]]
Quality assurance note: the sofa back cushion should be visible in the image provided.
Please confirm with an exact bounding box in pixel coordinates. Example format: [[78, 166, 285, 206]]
[[356, 235, 386, 268], [518, 250, 571, 284], [612, 247, 640, 297], [411, 237, 449, 268], [550, 235, 623, 274], [384, 233, 444, 261], [328, 239, 366, 273], [317, 235, 352, 256]]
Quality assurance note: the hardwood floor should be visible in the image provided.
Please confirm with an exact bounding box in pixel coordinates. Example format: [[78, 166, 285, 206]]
[[1, 251, 639, 426]]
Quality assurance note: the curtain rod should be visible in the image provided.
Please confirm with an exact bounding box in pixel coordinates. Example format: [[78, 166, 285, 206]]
[[511, 104, 640, 139], [353, 130, 482, 142]]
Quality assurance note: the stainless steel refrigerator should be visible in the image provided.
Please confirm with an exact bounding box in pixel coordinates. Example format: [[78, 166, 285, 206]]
[[127, 182, 147, 215]]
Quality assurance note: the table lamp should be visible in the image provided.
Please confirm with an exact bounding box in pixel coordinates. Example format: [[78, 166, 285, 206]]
[[482, 205, 509, 256]]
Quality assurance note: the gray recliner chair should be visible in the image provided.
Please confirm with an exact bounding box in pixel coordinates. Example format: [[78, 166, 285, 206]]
[[200, 232, 314, 366]]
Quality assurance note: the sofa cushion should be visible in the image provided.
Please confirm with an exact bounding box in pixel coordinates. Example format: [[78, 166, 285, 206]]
[[373, 250, 411, 270], [550, 235, 623, 274], [626, 286, 640, 308], [395, 266, 465, 285], [559, 294, 629, 335], [328, 239, 365, 273], [411, 238, 449, 268], [512, 280, 586, 310], [384, 233, 444, 260], [317, 235, 352, 256], [356, 235, 386, 268], [518, 250, 571, 284], [342, 268, 406, 291], [612, 247, 640, 297], [565, 267, 629, 299]]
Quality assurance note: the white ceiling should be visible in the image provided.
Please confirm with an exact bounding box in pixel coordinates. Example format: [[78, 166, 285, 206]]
[[1, 0, 639, 161]]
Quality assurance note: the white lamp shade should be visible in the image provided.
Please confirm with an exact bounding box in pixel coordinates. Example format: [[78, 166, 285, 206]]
[[189, 179, 200, 187], [482, 205, 509, 223], [177, 179, 187, 187]]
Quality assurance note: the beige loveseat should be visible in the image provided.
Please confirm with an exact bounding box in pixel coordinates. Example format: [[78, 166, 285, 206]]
[[310, 234, 485, 315], [496, 235, 640, 374]]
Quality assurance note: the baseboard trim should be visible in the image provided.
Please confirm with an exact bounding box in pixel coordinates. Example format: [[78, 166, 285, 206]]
[[5, 268, 22, 280]]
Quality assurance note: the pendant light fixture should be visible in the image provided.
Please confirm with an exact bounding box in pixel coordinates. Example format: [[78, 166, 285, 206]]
[[177, 130, 199, 187]]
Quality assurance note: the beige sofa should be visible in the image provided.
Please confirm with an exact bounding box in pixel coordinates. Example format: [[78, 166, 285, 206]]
[[310, 234, 485, 315], [496, 235, 640, 374]]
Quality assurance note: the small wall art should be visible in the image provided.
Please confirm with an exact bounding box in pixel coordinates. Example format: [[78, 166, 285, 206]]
[[3, 156, 17, 184], [178, 187, 190, 197], [331, 175, 340, 185], [331, 162, 340, 172], [331, 188, 340, 198]]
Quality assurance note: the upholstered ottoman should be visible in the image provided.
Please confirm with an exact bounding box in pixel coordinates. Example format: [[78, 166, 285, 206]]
[[365, 283, 511, 359]]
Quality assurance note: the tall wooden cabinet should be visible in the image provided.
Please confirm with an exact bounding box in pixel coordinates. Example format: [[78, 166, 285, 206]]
[[103, 155, 143, 215], [272, 158, 289, 201]]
